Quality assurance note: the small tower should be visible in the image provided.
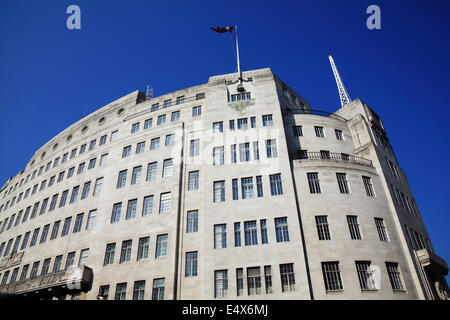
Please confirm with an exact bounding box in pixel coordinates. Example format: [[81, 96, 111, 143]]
[[328, 55, 352, 108]]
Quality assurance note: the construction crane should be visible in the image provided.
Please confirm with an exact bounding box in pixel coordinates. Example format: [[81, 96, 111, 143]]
[[328, 54, 351, 108]]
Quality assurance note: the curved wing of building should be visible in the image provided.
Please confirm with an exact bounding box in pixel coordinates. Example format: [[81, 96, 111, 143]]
[[0, 68, 448, 300]]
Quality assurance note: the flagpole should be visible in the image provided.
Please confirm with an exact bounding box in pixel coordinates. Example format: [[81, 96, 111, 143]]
[[235, 25, 241, 81]]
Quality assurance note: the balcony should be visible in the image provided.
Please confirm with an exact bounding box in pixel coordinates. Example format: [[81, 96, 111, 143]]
[[282, 108, 347, 122], [290, 151, 373, 167]]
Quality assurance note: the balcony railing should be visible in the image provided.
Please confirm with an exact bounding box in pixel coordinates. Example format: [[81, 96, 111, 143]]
[[290, 151, 373, 167], [282, 108, 347, 122]]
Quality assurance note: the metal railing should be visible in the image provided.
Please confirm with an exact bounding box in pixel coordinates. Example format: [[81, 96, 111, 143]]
[[290, 151, 373, 167], [282, 108, 347, 122]]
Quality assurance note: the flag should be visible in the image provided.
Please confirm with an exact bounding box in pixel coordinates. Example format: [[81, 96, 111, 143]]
[[211, 26, 234, 33]]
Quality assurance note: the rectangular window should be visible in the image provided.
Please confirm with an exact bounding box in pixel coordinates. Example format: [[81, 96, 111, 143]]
[[293, 125, 303, 136], [316, 216, 331, 240], [40, 224, 50, 244], [157, 114, 166, 125], [322, 262, 343, 291], [79, 144, 86, 154], [171, 110, 180, 122], [137, 237, 150, 261], [307, 172, 321, 194], [386, 262, 404, 291], [239, 143, 250, 162], [241, 177, 254, 199], [93, 178, 103, 196], [213, 181, 225, 202], [165, 134, 175, 146], [347, 215, 362, 240], [213, 121, 223, 133], [150, 138, 160, 150], [65, 252, 75, 269], [262, 114, 273, 126], [57, 172, 65, 183], [53, 256, 63, 272], [86, 210, 97, 230], [73, 213, 84, 233], [275, 217, 290, 242], [79, 249, 89, 267], [39, 198, 49, 215], [151, 103, 159, 112], [375, 218, 388, 241], [229, 120, 235, 131], [110, 130, 118, 141], [152, 278, 165, 300], [67, 167, 75, 178], [147, 162, 157, 181], [362, 176, 375, 197], [187, 170, 199, 191], [104, 243, 116, 266], [234, 222, 241, 247], [115, 283, 127, 300], [214, 224, 227, 249], [98, 285, 110, 300], [189, 139, 200, 157], [213, 146, 224, 166], [265, 266, 273, 294], [335, 129, 343, 140], [70, 186, 79, 204], [136, 141, 146, 154], [260, 219, 268, 244], [280, 263, 295, 292], [50, 221, 61, 240], [236, 268, 244, 296], [253, 142, 260, 160], [88, 158, 96, 170], [162, 159, 173, 177], [156, 234, 168, 258], [266, 139, 278, 158], [159, 192, 171, 213], [185, 251, 198, 277], [122, 146, 131, 158], [100, 153, 108, 166], [30, 262, 40, 278], [142, 196, 154, 217], [270, 174, 283, 196], [117, 170, 127, 188], [256, 176, 263, 197], [89, 139, 96, 150], [214, 270, 228, 298], [120, 240, 132, 263], [192, 106, 201, 116], [144, 118, 153, 129], [111, 203, 122, 223], [99, 135, 107, 145], [61, 217, 72, 237], [126, 199, 137, 220], [232, 179, 239, 200], [315, 126, 324, 137], [133, 280, 146, 300], [250, 116, 256, 128], [247, 267, 262, 295], [187, 210, 198, 233], [356, 261, 377, 290], [81, 181, 91, 200], [131, 166, 142, 185], [77, 163, 85, 175], [336, 173, 350, 194], [237, 118, 248, 130], [230, 144, 237, 163], [131, 122, 140, 134], [244, 221, 258, 246]]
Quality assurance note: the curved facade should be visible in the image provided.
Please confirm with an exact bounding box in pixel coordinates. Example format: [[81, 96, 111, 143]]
[[0, 68, 448, 300]]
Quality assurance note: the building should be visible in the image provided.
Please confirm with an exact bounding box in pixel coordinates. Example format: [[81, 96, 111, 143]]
[[0, 68, 448, 300]]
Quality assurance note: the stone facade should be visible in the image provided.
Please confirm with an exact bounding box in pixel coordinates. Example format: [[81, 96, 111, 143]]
[[0, 68, 447, 300]]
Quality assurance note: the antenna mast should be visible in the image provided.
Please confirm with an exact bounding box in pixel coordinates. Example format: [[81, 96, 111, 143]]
[[328, 55, 351, 108], [145, 85, 154, 100]]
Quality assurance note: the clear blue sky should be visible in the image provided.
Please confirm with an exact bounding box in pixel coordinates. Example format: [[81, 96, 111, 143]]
[[1, 0, 449, 279]]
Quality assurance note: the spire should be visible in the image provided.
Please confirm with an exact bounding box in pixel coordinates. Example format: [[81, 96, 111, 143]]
[[328, 54, 351, 108]]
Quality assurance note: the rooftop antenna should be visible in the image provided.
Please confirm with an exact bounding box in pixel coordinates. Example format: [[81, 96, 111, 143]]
[[328, 54, 351, 108], [145, 84, 154, 100]]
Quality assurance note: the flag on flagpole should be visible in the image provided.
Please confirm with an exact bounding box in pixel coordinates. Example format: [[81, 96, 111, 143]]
[[211, 26, 234, 33]]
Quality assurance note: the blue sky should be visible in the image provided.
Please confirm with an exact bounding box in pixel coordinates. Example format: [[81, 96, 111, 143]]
[[1, 0, 449, 280]]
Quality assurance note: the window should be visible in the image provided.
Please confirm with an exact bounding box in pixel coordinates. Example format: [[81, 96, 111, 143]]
[[231, 92, 251, 102], [147, 162, 157, 181], [212, 121, 223, 133], [165, 134, 175, 146], [316, 216, 331, 240], [53, 158, 60, 168], [86, 210, 97, 230], [322, 262, 343, 291], [362, 176, 375, 197], [275, 217, 290, 242], [236, 268, 244, 296], [213, 146, 224, 165], [244, 221, 258, 246], [126, 199, 137, 220], [73, 213, 84, 233], [260, 219, 268, 244], [31, 202, 40, 218], [79, 249, 89, 267], [164, 99, 173, 108], [386, 262, 404, 291], [270, 174, 283, 196], [185, 251, 198, 277], [256, 176, 263, 197], [247, 267, 262, 295], [157, 114, 166, 125], [122, 146, 131, 158], [336, 173, 350, 194], [89, 139, 96, 150], [52, 255, 63, 272], [100, 153, 108, 166], [307, 173, 321, 194], [131, 166, 142, 185], [250, 116, 256, 128], [93, 178, 103, 196], [335, 129, 343, 140], [156, 234, 168, 258], [265, 266, 273, 293], [79, 144, 87, 154], [189, 139, 200, 157], [253, 142, 260, 160], [229, 120, 235, 131], [356, 261, 377, 290], [280, 264, 295, 292], [375, 218, 388, 241], [133, 280, 146, 300], [315, 126, 324, 137], [57, 171, 65, 183], [239, 143, 250, 162], [293, 125, 303, 136], [241, 177, 254, 199], [50, 221, 61, 240], [230, 144, 237, 163], [67, 167, 75, 178], [237, 118, 248, 130], [136, 141, 146, 154], [162, 159, 173, 177], [196, 93, 205, 100], [234, 222, 241, 247], [77, 163, 85, 175], [120, 240, 132, 263], [65, 252, 75, 269], [187, 210, 198, 233], [213, 181, 225, 202], [171, 110, 180, 122], [192, 106, 201, 116], [30, 262, 40, 278], [110, 130, 118, 141], [39, 198, 49, 215], [144, 118, 153, 129], [151, 103, 159, 111], [347, 215, 362, 240], [99, 135, 107, 145], [81, 181, 91, 199], [159, 192, 171, 213], [39, 180, 47, 191], [214, 224, 227, 249], [115, 283, 127, 300], [232, 179, 239, 200], [98, 285, 110, 300], [152, 278, 165, 300], [262, 114, 273, 126], [104, 243, 116, 266], [142, 196, 154, 217], [61, 217, 72, 237], [137, 237, 150, 261], [131, 122, 140, 134], [266, 140, 278, 158], [117, 170, 127, 188], [150, 137, 160, 150], [70, 186, 79, 203], [214, 270, 228, 298]]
